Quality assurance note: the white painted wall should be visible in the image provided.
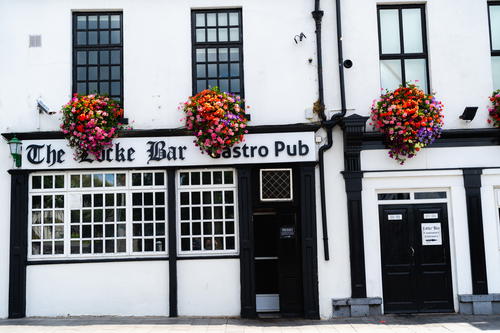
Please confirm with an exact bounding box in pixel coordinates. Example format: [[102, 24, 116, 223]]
[[341, 0, 493, 130], [316, 128, 352, 319], [1, 0, 500, 320], [26, 261, 169, 316], [177, 259, 240, 316]]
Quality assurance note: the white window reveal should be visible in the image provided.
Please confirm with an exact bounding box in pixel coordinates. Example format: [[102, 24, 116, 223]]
[[177, 169, 237, 255], [260, 168, 293, 201], [29, 171, 168, 259]]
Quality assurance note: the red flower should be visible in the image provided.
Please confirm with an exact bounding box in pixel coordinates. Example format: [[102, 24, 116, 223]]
[[76, 125, 84, 132]]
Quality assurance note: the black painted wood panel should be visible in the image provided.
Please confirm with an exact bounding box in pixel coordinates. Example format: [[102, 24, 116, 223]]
[[167, 169, 178, 317], [463, 169, 488, 295], [237, 167, 256, 318], [299, 166, 319, 319], [8, 171, 29, 318]]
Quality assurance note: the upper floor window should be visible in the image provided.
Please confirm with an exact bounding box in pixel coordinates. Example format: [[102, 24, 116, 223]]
[[73, 12, 123, 102], [191, 9, 244, 96], [377, 5, 429, 92], [489, 3, 500, 89]]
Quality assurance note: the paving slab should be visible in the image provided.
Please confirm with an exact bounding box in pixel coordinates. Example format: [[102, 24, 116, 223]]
[[1, 314, 500, 333]]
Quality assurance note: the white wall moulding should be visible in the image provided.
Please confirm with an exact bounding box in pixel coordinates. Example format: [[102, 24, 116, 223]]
[[19, 132, 317, 170]]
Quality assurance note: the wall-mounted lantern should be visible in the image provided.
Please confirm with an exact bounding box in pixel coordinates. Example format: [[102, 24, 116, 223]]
[[459, 107, 478, 121], [8, 137, 22, 168]]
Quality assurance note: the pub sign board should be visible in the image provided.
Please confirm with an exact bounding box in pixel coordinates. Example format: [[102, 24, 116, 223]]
[[21, 132, 317, 169]]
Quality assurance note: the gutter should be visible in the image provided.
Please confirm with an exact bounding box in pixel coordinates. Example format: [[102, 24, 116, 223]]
[[315, 0, 347, 260]]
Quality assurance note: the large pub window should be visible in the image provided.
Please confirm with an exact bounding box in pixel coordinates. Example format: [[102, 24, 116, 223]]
[[191, 9, 244, 95], [73, 12, 123, 102], [489, 3, 500, 89], [177, 169, 238, 255], [28, 171, 167, 259], [377, 5, 429, 92]]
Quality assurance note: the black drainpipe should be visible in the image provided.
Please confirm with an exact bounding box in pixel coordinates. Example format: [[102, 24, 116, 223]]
[[315, 0, 347, 260]]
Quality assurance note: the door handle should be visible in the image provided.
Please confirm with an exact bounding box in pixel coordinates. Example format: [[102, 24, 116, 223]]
[[409, 246, 415, 257]]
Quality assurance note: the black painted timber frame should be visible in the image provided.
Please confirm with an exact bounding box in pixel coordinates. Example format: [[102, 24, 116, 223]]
[[167, 169, 178, 316], [8, 170, 29, 318], [463, 169, 489, 294], [299, 166, 320, 319], [342, 115, 369, 298], [237, 166, 256, 318]]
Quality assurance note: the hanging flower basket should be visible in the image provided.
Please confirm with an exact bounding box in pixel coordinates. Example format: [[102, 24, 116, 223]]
[[488, 89, 500, 127], [181, 87, 249, 158], [60, 94, 126, 160], [370, 83, 444, 164]]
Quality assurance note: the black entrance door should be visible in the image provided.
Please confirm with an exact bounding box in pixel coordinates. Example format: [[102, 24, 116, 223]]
[[253, 210, 303, 317], [379, 203, 453, 313]]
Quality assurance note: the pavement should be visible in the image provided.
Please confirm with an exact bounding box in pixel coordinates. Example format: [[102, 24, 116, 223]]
[[1, 314, 500, 332]]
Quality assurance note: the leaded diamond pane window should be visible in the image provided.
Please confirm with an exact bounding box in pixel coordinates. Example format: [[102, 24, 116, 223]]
[[177, 169, 237, 255], [260, 169, 293, 201]]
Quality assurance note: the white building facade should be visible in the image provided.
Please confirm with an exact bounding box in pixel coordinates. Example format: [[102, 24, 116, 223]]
[[0, 0, 499, 319]]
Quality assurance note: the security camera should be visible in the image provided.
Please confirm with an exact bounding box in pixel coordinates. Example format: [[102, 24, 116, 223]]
[[37, 99, 56, 115]]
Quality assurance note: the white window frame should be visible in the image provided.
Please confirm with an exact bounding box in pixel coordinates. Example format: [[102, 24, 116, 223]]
[[376, 188, 449, 204], [259, 168, 293, 202], [176, 168, 239, 257], [28, 170, 168, 261]]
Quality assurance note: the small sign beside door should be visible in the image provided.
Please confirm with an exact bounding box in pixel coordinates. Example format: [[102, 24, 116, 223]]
[[280, 226, 295, 239], [388, 214, 403, 220], [421, 223, 442, 246]]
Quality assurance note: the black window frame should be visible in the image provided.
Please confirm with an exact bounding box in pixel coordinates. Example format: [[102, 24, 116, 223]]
[[377, 4, 430, 92], [191, 8, 245, 97], [72, 11, 124, 104], [488, 2, 500, 56]]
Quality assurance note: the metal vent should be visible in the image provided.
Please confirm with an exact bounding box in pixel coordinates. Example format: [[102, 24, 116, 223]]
[[29, 35, 42, 48], [260, 169, 293, 201]]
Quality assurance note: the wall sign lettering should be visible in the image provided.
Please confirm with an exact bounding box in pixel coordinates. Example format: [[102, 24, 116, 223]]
[[388, 214, 403, 220], [20, 132, 317, 170]]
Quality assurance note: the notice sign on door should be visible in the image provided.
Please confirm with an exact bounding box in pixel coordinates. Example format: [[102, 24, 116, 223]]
[[421, 223, 442, 246]]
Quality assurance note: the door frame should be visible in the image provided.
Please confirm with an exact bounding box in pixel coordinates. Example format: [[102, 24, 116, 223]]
[[371, 187, 459, 314], [237, 163, 319, 319]]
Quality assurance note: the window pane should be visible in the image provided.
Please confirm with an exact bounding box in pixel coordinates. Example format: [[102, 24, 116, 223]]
[[380, 59, 402, 91], [196, 49, 206, 62], [196, 29, 205, 42], [88, 16, 98, 29], [404, 58, 427, 92], [207, 28, 217, 42], [77, 16, 86, 29], [379, 9, 400, 54], [229, 12, 238, 25], [218, 13, 228, 26], [196, 13, 205, 27], [229, 28, 239, 42], [402, 8, 423, 53], [491, 6, 500, 50], [492, 56, 500, 90], [100, 31, 109, 44], [99, 15, 109, 29], [110, 15, 120, 28], [207, 13, 216, 26], [77, 32, 86, 45]]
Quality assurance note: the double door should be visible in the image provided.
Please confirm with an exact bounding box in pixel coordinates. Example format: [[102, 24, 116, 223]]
[[379, 203, 453, 313]]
